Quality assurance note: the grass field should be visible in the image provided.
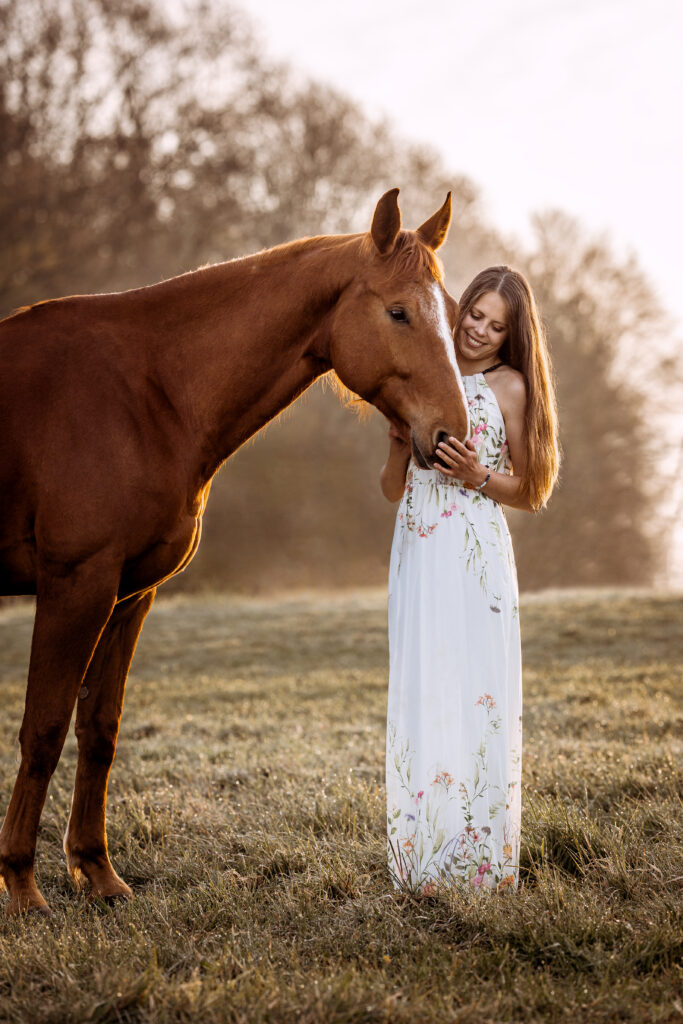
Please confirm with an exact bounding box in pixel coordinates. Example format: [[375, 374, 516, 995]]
[[0, 589, 681, 1023]]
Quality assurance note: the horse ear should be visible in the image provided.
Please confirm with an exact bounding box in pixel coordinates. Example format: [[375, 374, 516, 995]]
[[416, 192, 452, 251], [371, 188, 402, 254]]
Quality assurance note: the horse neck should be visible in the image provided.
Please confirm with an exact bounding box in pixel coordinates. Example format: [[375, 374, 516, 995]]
[[151, 233, 363, 480]]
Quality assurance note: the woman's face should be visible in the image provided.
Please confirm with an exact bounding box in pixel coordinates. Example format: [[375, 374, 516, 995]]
[[456, 290, 509, 363]]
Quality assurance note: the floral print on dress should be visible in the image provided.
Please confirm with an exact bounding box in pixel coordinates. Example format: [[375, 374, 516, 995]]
[[387, 693, 521, 894]]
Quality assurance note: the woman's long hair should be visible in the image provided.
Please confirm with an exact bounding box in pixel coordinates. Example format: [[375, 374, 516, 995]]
[[456, 266, 560, 510]]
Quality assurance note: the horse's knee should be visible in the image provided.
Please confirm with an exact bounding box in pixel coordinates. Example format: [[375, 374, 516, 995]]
[[0, 843, 35, 879], [75, 718, 118, 766], [18, 720, 67, 778]]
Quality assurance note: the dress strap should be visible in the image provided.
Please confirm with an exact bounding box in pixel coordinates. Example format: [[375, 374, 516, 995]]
[[482, 362, 505, 375]]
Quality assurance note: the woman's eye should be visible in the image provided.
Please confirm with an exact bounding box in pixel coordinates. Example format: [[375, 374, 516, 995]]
[[389, 307, 409, 323]]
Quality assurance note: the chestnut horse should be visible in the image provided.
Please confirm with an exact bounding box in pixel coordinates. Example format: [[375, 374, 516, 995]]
[[0, 189, 468, 915]]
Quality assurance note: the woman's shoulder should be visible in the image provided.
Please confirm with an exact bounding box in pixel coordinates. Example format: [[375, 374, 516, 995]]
[[492, 364, 525, 391], [487, 366, 527, 420]]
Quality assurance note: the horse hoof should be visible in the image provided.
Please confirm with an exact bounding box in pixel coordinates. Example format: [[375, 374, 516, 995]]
[[27, 903, 53, 918], [6, 899, 52, 918], [88, 887, 133, 909], [69, 859, 133, 904], [103, 891, 132, 907]]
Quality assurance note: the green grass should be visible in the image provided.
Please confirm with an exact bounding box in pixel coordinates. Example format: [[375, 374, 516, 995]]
[[0, 589, 681, 1023]]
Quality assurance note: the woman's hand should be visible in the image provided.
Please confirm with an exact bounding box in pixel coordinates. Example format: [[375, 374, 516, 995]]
[[434, 437, 488, 488]]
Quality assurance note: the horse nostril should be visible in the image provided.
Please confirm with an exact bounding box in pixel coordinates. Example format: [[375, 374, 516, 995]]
[[434, 430, 449, 451]]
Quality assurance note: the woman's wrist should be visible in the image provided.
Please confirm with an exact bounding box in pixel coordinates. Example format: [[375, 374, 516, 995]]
[[461, 466, 491, 490], [475, 465, 491, 489]]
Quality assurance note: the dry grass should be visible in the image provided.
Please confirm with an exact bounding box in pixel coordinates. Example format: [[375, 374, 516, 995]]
[[0, 589, 681, 1023]]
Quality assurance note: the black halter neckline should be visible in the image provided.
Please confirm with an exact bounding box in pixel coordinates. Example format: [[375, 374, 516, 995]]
[[481, 362, 505, 375]]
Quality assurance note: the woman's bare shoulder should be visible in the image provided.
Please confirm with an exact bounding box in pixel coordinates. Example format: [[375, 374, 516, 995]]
[[496, 364, 526, 391], [489, 366, 526, 417]]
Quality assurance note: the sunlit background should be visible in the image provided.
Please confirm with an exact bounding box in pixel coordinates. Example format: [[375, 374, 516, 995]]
[[2, 0, 681, 590]]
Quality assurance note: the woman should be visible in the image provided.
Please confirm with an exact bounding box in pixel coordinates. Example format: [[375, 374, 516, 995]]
[[381, 266, 559, 893]]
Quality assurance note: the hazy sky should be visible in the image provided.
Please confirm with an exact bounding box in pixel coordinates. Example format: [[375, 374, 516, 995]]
[[242, 0, 682, 330]]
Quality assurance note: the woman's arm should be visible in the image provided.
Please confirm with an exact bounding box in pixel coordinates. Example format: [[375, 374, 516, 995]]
[[380, 425, 411, 502], [434, 372, 536, 513]]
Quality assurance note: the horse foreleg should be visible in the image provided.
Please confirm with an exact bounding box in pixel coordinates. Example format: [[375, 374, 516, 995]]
[[0, 563, 118, 915], [64, 589, 156, 901]]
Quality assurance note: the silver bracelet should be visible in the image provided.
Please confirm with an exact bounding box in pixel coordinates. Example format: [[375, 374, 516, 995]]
[[476, 471, 491, 491]]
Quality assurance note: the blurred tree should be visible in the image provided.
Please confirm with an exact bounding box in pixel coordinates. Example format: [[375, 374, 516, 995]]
[[0, 0, 270, 305], [0, 0, 669, 591]]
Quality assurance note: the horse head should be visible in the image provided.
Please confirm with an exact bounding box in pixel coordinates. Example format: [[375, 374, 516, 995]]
[[329, 188, 469, 466]]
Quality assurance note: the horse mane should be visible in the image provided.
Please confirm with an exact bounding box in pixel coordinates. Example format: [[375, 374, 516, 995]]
[[253, 229, 443, 284], [360, 229, 444, 284]]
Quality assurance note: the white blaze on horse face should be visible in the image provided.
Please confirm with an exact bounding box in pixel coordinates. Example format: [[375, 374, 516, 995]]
[[426, 283, 471, 440]]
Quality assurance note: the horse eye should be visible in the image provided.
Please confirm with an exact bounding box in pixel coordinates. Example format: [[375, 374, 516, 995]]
[[389, 307, 409, 324]]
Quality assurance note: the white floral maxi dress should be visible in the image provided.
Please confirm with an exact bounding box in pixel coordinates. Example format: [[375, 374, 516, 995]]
[[386, 371, 522, 893]]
